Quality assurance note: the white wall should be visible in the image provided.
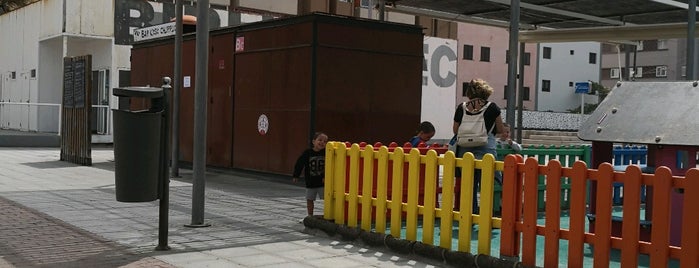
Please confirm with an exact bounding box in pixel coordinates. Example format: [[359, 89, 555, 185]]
[[38, 38, 63, 132], [537, 42, 600, 112], [1, 0, 118, 133], [0, 3, 42, 131], [39, 0, 64, 39], [239, 0, 298, 15], [65, 0, 113, 37], [422, 37, 458, 140]]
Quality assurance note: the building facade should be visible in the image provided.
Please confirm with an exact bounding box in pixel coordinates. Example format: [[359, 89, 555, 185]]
[[2, 0, 608, 142], [537, 42, 601, 112], [600, 39, 690, 90], [456, 23, 537, 111]]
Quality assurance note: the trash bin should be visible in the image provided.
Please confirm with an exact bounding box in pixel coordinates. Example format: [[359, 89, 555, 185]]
[[112, 87, 164, 202]]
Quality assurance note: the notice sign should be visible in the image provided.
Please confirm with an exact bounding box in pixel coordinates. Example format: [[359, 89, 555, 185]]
[[235, 36, 245, 52], [133, 22, 176, 42], [63, 58, 74, 108], [574, 81, 591, 94], [257, 114, 269, 135], [62, 56, 91, 108]]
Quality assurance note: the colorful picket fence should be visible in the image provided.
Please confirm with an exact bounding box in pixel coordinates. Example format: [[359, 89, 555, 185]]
[[611, 145, 649, 204], [494, 144, 591, 212], [323, 142, 502, 254], [496, 144, 650, 207], [613, 145, 648, 165], [499, 155, 699, 268], [323, 142, 698, 267]]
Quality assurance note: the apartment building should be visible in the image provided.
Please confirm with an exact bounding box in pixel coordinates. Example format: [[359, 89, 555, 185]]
[[600, 39, 688, 90]]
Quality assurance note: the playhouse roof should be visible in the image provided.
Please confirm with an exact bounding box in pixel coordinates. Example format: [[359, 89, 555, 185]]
[[578, 81, 699, 146]]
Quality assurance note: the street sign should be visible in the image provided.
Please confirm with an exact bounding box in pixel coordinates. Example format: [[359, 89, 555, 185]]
[[134, 22, 176, 42], [574, 81, 591, 94]]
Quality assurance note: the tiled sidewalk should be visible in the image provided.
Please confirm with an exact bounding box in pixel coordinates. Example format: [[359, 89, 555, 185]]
[[0, 148, 444, 268], [0, 196, 174, 268]]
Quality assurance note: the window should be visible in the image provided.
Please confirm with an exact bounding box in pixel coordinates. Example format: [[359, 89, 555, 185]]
[[543, 47, 552, 59], [589, 52, 597, 64], [511, 86, 530, 101], [570, 50, 575, 55], [656, 66, 668, 77], [360, 0, 370, 7], [463, 44, 473, 60], [569, 81, 573, 87], [657, 39, 668, 50], [542, 80, 551, 92], [636, 41, 644, 51], [30, 69, 36, 78], [10, 71, 16, 79], [524, 52, 531, 65], [462, 82, 470, 96], [505, 51, 530, 65], [480, 47, 490, 62], [523, 87, 530, 100], [630, 67, 642, 78], [610, 68, 620, 79], [682, 65, 687, 77], [502, 86, 529, 100]]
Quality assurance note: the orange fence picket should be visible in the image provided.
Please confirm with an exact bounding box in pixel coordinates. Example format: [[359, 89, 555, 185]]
[[567, 161, 589, 266], [680, 169, 699, 268], [543, 160, 562, 267]]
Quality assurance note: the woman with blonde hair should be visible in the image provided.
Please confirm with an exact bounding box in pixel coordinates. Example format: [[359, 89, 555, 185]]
[[451, 79, 505, 213]]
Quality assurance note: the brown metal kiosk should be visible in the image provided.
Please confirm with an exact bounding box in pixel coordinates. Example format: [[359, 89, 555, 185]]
[[130, 13, 424, 175]]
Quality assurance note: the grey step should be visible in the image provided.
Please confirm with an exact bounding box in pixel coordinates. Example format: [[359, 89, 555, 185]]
[[521, 130, 579, 137], [0, 134, 60, 147], [527, 134, 583, 141], [521, 138, 585, 147]]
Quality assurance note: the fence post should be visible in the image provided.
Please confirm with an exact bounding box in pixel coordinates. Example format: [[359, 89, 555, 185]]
[[680, 169, 699, 267], [324, 142, 336, 220], [499, 154, 522, 261]]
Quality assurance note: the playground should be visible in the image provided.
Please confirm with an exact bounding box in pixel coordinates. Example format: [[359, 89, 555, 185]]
[[308, 141, 695, 268], [302, 81, 699, 268]]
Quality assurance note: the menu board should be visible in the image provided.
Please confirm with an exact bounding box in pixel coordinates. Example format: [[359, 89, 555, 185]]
[[63, 58, 74, 108], [73, 59, 86, 108], [62, 57, 88, 108]]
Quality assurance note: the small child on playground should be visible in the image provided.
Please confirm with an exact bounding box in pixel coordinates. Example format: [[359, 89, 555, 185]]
[[292, 132, 329, 219], [409, 121, 436, 147], [497, 123, 522, 152], [495, 123, 521, 184]]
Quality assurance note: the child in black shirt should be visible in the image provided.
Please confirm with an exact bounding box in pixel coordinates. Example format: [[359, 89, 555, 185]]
[[292, 132, 329, 217]]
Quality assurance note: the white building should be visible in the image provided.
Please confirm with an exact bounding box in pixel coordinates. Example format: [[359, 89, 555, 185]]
[[536, 42, 601, 112], [0, 0, 267, 142], [1, 0, 120, 136]]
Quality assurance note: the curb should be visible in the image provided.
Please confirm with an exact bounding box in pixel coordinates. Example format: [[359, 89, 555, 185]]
[[302, 216, 532, 268]]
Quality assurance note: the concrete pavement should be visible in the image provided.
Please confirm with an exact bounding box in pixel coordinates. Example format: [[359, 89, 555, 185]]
[[0, 148, 443, 267]]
